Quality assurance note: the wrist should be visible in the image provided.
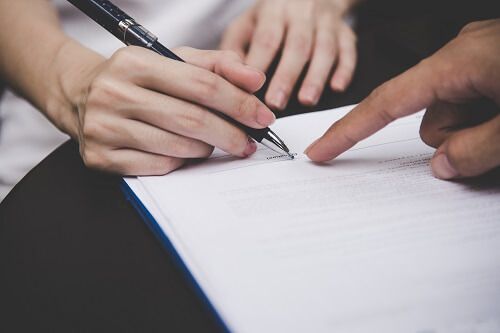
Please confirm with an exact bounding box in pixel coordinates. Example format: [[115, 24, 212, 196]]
[[45, 38, 105, 139]]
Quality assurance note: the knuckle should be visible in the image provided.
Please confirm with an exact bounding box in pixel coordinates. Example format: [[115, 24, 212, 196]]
[[418, 57, 436, 71], [290, 34, 313, 57], [339, 130, 358, 148], [110, 48, 133, 67], [460, 21, 480, 34], [86, 78, 109, 108], [86, 83, 107, 108], [179, 106, 208, 134], [193, 72, 220, 103], [446, 137, 474, 174], [315, 37, 336, 57], [81, 148, 109, 171], [81, 118, 104, 140], [378, 107, 397, 125], [110, 47, 146, 72], [235, 95, 258, 120], [255, 31, 281, 50], [369, 84, 388, 104], [86, 76, 133, 110], [221, 50, 242, 62], [226, 131, 247, 154], [368, 85, 397, 124]]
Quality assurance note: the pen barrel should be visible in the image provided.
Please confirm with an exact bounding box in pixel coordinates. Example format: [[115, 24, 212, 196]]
[[214, 112, 267, 142], [150, 41, 185, 62], [67, 0, 133, 40]]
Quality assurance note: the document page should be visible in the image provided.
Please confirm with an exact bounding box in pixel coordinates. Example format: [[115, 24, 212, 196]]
[[127, 105, 500, 333]]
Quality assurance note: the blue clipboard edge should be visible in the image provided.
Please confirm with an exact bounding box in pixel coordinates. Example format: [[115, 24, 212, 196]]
[[120, 179, 230, 333]]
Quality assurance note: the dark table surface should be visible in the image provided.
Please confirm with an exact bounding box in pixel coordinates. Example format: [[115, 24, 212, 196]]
[[0, 6, 493, 332]]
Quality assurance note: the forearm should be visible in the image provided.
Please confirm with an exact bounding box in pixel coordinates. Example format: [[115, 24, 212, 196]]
[[0, 0, 104, 138]]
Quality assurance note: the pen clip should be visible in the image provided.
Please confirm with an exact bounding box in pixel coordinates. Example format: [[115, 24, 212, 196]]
[[118, 18, 158, 47]]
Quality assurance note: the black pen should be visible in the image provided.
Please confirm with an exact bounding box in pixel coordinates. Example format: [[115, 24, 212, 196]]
[[66, 0, 294, 159]]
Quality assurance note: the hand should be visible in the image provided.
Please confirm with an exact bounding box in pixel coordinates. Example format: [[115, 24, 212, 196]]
[[305, 19, 500, 180], [67, 47, 276, 175], [220, 0, 357, 110]]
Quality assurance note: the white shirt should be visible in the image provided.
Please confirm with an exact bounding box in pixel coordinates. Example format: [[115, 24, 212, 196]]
[[0, 0, 253, 200]]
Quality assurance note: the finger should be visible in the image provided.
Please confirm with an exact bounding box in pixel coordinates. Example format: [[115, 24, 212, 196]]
[[220, 12, 255, 59], [116, 87, 258, 157], [431, 114, 500, 179], [420, 102, 472, 148], [298, 20, 338, 106], [265, 16, 314, 110], [330, 24, 357, 92], [305, 62, 438, 161], [305, 28, 500, 162], [82, 147, 186, 176], [420, 100, 499, 148], [459, 19, 499, 35], [174, 47, 266, 94], [84, 115, 214, 158], [245, 4, 286, 72], [119, 47, 275, 129]]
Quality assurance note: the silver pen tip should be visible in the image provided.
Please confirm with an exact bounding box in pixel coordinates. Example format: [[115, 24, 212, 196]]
[[262, 129, 294, 160]]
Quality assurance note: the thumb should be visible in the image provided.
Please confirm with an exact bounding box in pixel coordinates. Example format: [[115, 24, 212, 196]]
[[431, 114, 500, 179]]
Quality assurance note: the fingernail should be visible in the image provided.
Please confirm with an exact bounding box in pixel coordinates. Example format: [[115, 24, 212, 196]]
[[257, 106, 276, 127], [432, 153, 459, 180], [331, 77, 346, 92], [304, 138, 320, 155], [244, 64, 264, 76], [244, 137, 258, 157], [301, 86, 320, 105], [270, 90, 287, 110]]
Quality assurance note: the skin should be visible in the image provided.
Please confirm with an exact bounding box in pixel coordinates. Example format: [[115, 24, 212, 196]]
[[306, 19, 500, 180], [0, 0, 277, 175], [220, 0, 359, 110]]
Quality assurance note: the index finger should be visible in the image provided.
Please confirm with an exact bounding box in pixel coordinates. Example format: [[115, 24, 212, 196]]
[[120, 47, 276, 130], [306, 60, 439, 162]]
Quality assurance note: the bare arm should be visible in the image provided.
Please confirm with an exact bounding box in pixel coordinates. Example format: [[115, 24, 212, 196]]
[[0, 0, 103, 137]]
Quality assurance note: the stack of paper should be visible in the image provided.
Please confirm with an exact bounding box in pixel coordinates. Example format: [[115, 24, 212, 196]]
[[125, 105, 500, 333]]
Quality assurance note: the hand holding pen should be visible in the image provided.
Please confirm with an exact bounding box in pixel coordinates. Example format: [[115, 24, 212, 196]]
[[63, 0, 292, 176], [75, 45, 281, 175]]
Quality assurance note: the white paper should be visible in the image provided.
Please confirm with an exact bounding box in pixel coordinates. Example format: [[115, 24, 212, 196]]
[[126, 105, 500, 333]]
